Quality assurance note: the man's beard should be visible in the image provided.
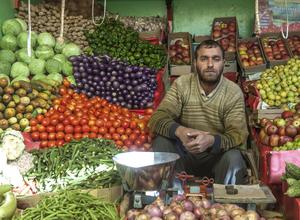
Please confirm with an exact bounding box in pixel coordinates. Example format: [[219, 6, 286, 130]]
[[196, 66, 223, 85]]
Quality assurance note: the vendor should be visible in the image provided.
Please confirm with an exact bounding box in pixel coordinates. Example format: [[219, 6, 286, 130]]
[[148, 40, 249, 185]]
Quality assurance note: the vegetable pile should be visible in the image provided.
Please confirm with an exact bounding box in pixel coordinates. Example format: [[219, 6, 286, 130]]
[[283, 162, 300, 197], [29, 79, 151, 150], [70, 55, 157, 109], [86, 19, 166, 68], [17, 2, 94, 51], [0, 184, 17, 220], [127, 196, 263, 220], [0, 77, 57, 131], [16, 190, 119, 220], [0, 17, 80, 87], [25, 138, 121, 192]]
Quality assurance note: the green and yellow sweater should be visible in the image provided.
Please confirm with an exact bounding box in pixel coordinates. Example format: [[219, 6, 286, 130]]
[[148, 73, 248, 152]]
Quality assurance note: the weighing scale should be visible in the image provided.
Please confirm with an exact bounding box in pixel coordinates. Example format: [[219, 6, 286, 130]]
[[113, 152, 180, 209]]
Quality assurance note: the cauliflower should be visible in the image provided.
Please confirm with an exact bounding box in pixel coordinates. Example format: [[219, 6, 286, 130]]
[[0, 129, 25, 161]]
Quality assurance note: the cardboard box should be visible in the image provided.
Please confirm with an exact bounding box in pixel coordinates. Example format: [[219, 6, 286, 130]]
[[191, 59, 237, 74], [17, 185, 123, 209], [168, 32, 192, 76], [194, 35, 211, 43], [260, 33, 292, 67], [211, 17, 238, 61], [139, 29, 161, 40], [252, 108, 283, 122], [237, 37, 267, 74], [286, 32, 300, 57]]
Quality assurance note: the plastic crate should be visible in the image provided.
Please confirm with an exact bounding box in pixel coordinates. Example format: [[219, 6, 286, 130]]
[[283, 193, 300, 220]]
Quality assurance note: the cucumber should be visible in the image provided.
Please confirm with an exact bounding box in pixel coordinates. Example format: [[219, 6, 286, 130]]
[[286, 163, 300, 180], [0, 191, 17, 219], [0, 185, 12, 195]]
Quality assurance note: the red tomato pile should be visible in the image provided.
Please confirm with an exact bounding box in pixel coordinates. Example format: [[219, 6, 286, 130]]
[[29, 79, 153, 151]]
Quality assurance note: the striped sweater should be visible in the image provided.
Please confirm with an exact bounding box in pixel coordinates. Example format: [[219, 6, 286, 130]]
[[148, 73, 248, 151]]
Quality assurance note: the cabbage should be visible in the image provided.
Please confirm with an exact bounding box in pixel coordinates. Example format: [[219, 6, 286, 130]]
[[0, 35, 17, 51], [2, 19, 22, 36], [47, 73, 63, 86], [17, 31, 38, 48], [62, 43, 81, 58], [11, 76, 30, 84], [16, 48, 35, 64], [0, 50, 16, 64], [62, 61, 73, 76], [53, 54, 66, 65], [54, 40, 66, 53], [0, 61, 11, 75], [37, 32, 55, 47], [35, 45, 54, 60], [10, 62, 30, 78], [29, 59, 46, 75], [45, 59, 62, 74], [15, 18, 27, 32], [67, 75, 76, 85], [31, 74, 47, 81]]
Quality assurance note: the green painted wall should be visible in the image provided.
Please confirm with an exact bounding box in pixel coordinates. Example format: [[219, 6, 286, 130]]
[[173, 0, 255, 38], [0, 0, 16, 34], [100, 0, 165, 17]]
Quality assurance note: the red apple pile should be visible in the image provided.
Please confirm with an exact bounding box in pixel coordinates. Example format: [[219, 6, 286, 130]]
[[212, 20, 236, 53], [258, 103, 300, 148], [238, 40, 264, 68], [261, 37, 290, 61], [287, 35, 300, 57], [169, 39, 190, 65]]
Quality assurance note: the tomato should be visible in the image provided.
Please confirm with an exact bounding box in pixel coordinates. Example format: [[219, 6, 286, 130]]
[[57, 140, 65, 146], [39, 132, 48, 141], [36, 115, 44, 123], [115, 140, 124, 147], [30, 119, 38, 126], [116, 127, 125, 135], [59, 87, 67, 96], [48, 133, 56, 140], [96, 119, 104, 127], [64, 125, 74, 134], [58, 106, 66, 113], [53, 99, 61, 105], [48, 141, 56, 148], [37, 125, 46, 133], [63, 119, 70, 126], [74, 126, 82, 133], [125, 128, 132, 135], [129, 133, 137, 142], [124, 139, 133, 147], [88, 120, 96, 127], [139, 134, 147, 143], [104, 133, 112, 140], [97, 134, 103, 138], [40, 141, 48, 148], [82, 133, 89, 138], [50, 118, 59, 126], [105, 121, 113, 128], [58, 114, 65, 122], [90, 126, 98, 133], [46, 126, 55, 133], [112, 133, 120, 141], [74, 133, 82, 140], [31, 132, 40, 141], [120, 134, 128, 141], [112, 120, 121, 128], [98, 127, 107, 135], [130, 121, 137, 129], [71, 119, 80, 126], [133, 129, 141, 135], [145, 108, 154, 115], [82, 125, 90, 133], [122, 121, 129, 129], [56, 124, 64, 132], [56, 132, 65, 140], [30, 126, 38, 132], [63, 78, 70, 87], [80, 118, 88, 126], [89, 132, 97, 139], [135, 139, 143, 146], [64, 134, 73, 142]]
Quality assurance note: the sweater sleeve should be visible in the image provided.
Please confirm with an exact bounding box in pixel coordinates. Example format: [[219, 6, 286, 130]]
[[218, 89, 249, 151], [148, 78, 184, 138]]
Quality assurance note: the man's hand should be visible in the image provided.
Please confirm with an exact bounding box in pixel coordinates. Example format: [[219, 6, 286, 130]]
[[175, 126, 199, 147], [185, 131, 215, 154]]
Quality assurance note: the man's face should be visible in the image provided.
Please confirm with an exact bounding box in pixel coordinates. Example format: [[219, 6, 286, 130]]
[[194, 46, 224, 84]]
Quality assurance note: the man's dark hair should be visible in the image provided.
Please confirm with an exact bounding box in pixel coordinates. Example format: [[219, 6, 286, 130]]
[[194, 39, 225, 60]]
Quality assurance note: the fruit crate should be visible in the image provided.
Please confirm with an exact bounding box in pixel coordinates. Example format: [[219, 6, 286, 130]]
[[139, 29, 162, 45], [237, 37, 267, 74], [282, 192, 300, 220], [286, 32, 300, 57], [168, 32, 192, 76], [259, 33, 293, 67], [211, 16, 239, 61]]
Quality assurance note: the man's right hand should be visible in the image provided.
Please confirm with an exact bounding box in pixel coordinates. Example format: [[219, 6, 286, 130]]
[[175, 126, 198, 147]]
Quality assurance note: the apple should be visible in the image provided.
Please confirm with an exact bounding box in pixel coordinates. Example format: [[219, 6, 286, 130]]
[[270, 134, 280, 147], [260, 118, 271, 127], [292, 120, 300, 128], [285, 125, 298, 137], [278, 126, 286, 136], [295, 134, 300, 141], [259, 129, 267, 141], [279, 136, 293, 146], [281, 110, 294, 119], [266, 125, 278, 135], [261, 135, 270, 146], [213, 30, 221, 38], [274, 118, 286, 127]]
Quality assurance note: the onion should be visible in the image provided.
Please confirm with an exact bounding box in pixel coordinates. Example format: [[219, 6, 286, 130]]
[[193, 207, 203, 218], [150, 217, 163, 220], [163, 207, 173, 216], [182, 199, 194, 212], [165, 212, 179, 220], [172, 194, 186, 203], [136, 213, 151, 220], [210, 203, 224, 210], [244, 210, 260, 220], [172, 205, 184, 216], [218, 216, 231, 220], [209, 208, 218, 216], [224, 204, 240, 213], [201, 198, 211, 209], [230, 208, 245, 217], [147, 205, 162, 217], [217, 209, 228, 218], [127, 209, 141, 220], [180, 211, 196, 220]]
